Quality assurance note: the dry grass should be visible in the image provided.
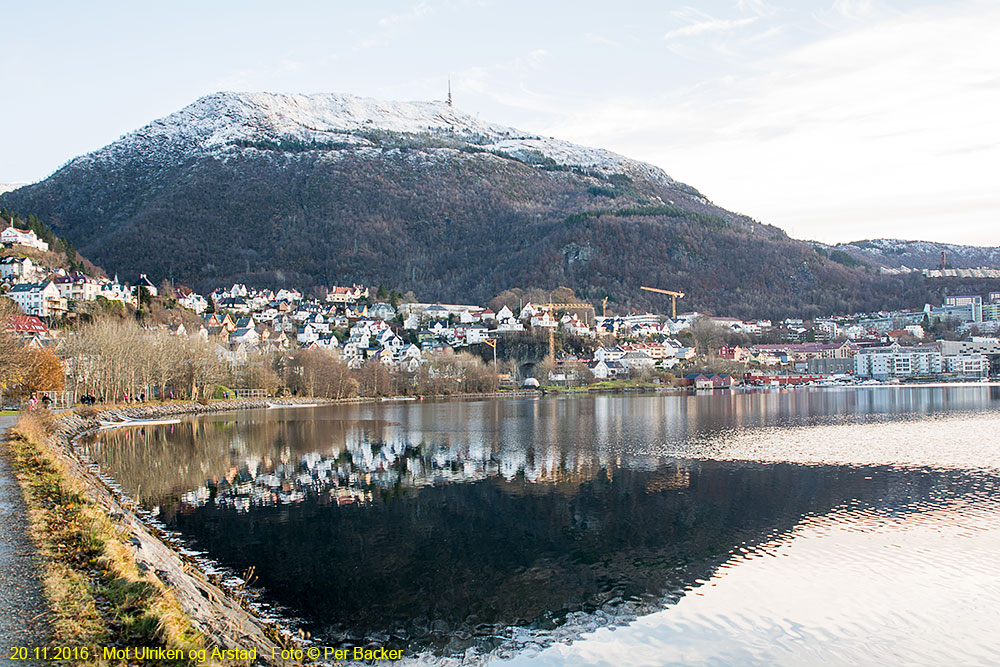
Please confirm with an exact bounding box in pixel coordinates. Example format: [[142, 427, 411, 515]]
[[5, 411, 213, 665]]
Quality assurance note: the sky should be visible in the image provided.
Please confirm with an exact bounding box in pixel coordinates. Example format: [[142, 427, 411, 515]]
[[1, 0, 997, 245]]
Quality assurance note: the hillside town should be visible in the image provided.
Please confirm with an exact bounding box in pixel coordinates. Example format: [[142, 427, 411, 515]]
[[3, 217, 1000, 406]]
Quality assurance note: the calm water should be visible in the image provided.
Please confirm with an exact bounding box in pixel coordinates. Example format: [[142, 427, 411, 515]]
[[82, 387, 1000, 665]]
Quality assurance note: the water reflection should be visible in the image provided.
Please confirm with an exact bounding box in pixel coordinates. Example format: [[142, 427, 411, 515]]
[[80, 387, 1000, 662]]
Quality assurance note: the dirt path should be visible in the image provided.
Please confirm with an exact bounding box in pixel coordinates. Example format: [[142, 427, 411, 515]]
[[0, 414, 50, 662]]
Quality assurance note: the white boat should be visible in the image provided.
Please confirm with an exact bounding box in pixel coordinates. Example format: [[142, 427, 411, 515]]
[[379, 396, 417, 402], [266, 401, 320, 409]]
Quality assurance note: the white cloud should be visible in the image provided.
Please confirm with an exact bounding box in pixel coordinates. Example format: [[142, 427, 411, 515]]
[[832, 0, 876, 19], [664, 16, 759, 41], [378, 2, 431, 27], [583, 32, 620, 48], [547, 3, 1000, 245]]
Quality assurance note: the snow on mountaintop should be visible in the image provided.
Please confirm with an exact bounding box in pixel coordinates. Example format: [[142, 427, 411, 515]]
[[77, 91, 680, 186]]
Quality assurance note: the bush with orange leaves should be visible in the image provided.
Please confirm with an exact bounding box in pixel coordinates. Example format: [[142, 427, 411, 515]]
[[21, 346, 66, 393]]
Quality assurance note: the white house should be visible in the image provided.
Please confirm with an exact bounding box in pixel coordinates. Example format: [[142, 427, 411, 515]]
[[1, 222, 49, 251], [621, 350, 655, 370], [530, 312, 557, 328], [495, 317, 524, 332], [230, 327, 260, 347], [178, 291, 209, 314], [855, 344, 942, 379], [594, 346, 626, 362], [0, 256, 35, 282], [465, 325, 490, 344], [297, 324, 320, 345], [97, 276, 136, 306], [945, 353, 987, 377], [53, 273, 100, 301], [138, 274, 158, 298], [562, 314, 592, 337], [7, 281, 65, 316]]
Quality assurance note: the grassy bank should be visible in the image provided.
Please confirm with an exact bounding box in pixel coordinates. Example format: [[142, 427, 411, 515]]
[[3, 411, 212, 666]]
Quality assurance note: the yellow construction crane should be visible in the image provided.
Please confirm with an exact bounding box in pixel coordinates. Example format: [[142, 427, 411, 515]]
[[640, 286, 685, 319], [483, 337, 497, 370], [536, 302, 596, 312]]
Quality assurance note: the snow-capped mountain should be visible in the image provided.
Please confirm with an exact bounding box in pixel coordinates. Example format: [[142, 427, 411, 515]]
[[79, 91, 683, 190], [3, 91, 997, 318]]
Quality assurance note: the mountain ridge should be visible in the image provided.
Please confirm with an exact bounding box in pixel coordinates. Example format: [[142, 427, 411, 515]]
[[817, 239, 1000, 271]]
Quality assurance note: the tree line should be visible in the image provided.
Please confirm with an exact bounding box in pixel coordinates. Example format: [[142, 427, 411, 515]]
[[54, 315, 498, 404]]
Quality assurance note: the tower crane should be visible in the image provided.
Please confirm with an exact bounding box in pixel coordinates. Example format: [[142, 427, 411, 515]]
[[640, 286, 685, 319]]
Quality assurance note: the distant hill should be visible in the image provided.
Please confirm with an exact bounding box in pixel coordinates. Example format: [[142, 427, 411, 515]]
[[817, 239, 1000, 272], [3, 91, 997, 319]]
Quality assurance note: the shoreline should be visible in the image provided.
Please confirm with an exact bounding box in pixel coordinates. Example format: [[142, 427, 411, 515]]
[[21, 391, 540, 664], [50, 407, 294, 663]]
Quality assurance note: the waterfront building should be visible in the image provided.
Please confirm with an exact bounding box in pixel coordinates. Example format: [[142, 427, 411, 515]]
[[945, 354, 987, 377], [854, 344, 943, 380]]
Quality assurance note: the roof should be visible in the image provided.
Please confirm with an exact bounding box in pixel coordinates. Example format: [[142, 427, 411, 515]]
[[5, 315, 48, 334], [7, 282, 43, 293]]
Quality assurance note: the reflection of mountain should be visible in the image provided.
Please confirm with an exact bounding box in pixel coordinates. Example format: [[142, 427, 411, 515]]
[[169, 460, 962, 658]]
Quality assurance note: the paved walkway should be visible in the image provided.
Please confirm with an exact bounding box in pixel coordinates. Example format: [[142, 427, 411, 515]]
[[0, 415, 50, 663]]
